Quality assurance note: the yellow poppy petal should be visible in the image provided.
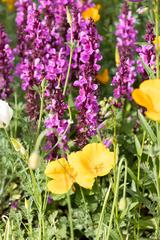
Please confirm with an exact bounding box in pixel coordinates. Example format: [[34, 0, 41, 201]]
[[145, 111, 160, 121], [69, 143, 115, 183], [75, 174, 95, 189], [82, 143, 115, 177], [132, 89, 153, 110], [45, 158, 73, 178], [45, 158, 76, 194], [82, 7, 100, 22], [139, 79, 160, 112], [68, 152, 95, 189], [47, 178, 73, 194]]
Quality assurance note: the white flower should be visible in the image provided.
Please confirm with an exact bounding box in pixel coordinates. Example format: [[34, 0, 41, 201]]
[[0, 100, 13, 128]]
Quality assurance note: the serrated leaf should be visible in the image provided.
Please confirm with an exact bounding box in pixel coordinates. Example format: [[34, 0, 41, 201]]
[[134, 135, 142, 157]]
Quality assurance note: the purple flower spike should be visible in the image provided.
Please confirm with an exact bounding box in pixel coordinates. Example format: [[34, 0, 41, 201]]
[[0, 25, 14, 99], [69, 11, 102, 147], [112, 1, 137, 100], [128, 0, 143, 2], [137, 22, 156, 80], [15, 0, 101, 156]]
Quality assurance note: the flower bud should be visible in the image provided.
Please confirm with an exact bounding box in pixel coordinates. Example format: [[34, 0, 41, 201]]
[[118, 197, 128, 211], [28, 151, 40, 170], [11, 138, 26, 155], [136, 7, 148, 14], [25, 198, 30, 210], [66, 7, 72, 26], [0, 100, 13, 128]]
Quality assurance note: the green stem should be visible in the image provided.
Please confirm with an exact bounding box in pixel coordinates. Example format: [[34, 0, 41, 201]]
[[152, 157, 160, 239], [106, 158, 125, 240], [63, 19, 74, 96], [26, 206, 33, 240], [96, 182, 112, 240], [156, 123, 160, 179], [67, 193, 74, 240], [14, 93, 18, 137], [36, 81, 45, 139], [155, 0, 159, 78], [137, 131, 146, 239], [80, 187, 94, 229], [80, 187, 89, 216], [63, 48, 74, 96], [4, 128, 10, 142], [29, 169, 41, 209], [38, 208, 43, 240]]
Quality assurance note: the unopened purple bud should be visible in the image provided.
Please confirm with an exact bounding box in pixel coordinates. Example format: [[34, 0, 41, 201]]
[[10, 200, 18, 209], [47, 195, 53, 205], [104, 139, 112, 148]]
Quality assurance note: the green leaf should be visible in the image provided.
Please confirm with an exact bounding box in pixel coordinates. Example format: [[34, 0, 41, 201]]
[[138, 111, 156, 143], [134, 135, 142, 157], [140, 58, 156, 79]]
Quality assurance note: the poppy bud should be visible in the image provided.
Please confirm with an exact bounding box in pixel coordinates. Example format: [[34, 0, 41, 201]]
[[28, 151, 40, 170]]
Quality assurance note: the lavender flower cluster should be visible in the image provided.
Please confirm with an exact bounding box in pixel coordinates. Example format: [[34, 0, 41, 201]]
[[70, 12, 102, 146], [0, 25, 14, 99], [112, 1, 137, 100], [14, 0, 101, 155]]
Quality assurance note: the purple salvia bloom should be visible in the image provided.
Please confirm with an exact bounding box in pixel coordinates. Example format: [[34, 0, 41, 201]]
[[0, 25, 14, 99], [112, 1, 137, 100], [113, 57, 136, 99], [69, 12, 102, 147], [137, 22, 156, 80], [15, 0, 32, 57], [15, 0, 101, 155], [15, 1, 70, 157]]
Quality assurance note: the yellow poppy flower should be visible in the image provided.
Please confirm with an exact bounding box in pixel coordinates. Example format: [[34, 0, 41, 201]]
[[1, 0, 15, 11], [45, 143, 115, 194], [96, 69, 110, 84], [132, 79, 160, 121], [153, 36, 160, 51], [82, 5, 101, 22], [45, 158, 76, 194], [68, 143, 115, 189]]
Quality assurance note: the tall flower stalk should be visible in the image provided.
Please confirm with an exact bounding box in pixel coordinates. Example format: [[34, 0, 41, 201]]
[[0, 25, 14, 99], [15, 0, 101, 156], [69, 11, 102, 146], [112, 1, 137, 100], [137, 22, 156, 80]]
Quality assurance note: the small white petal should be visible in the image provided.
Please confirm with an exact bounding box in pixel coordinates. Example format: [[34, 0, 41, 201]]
[[0, 100, 13, 128]]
